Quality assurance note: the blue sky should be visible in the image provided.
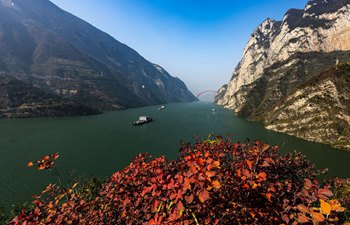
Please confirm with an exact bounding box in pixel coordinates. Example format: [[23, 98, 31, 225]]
[[50, 0, 307, 95]]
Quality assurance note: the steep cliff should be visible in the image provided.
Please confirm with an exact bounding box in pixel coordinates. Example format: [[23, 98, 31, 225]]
[[0, 0, 197, 117], [265, 63, 350, 150], [215, 0, 350, 150]]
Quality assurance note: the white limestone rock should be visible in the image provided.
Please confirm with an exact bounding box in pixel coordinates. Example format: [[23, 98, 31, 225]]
[[216, 0, 350, 112]]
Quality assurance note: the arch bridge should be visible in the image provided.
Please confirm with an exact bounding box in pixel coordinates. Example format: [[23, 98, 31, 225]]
[[196, 90, 218, 98]]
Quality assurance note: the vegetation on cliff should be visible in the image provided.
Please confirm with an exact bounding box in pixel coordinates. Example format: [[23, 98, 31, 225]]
[[264, 62, 350, 151], [5, 137, 350, 224], [0, 75, 99, 118]]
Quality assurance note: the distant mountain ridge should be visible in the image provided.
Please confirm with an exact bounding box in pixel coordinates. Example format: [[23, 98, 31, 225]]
[[0, 0, 197, 117], [215, 0, 350, 150]]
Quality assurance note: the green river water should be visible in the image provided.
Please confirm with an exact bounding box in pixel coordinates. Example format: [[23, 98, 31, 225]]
[[0, 102, 349, 208]]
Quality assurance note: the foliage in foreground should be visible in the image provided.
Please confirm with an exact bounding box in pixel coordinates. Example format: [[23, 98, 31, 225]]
[[10, 137, 350, 224]]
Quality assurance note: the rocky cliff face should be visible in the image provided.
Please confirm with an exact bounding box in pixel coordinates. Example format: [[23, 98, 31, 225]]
[[215, 0, 350, 150], [0, 0, 197, 117], [265, 63, 350, 150]]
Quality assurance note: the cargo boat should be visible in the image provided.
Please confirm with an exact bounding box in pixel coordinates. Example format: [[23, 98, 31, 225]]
[[133, 116, 153, 126]]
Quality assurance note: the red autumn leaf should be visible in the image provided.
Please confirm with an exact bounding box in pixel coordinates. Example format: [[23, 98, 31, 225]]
[[258, 172, 267, 180], [266, 193, 272, 202], [149, 219, 157, 225], [212, 180, 221, 189], [261, 161, 270, 167], [242, 169, 251, 177], [196, 158, 204, 166], [175, 190, 182, 201], [176, 201, 184, 211], [53, 153, 59, 160], [264, 157, 275, 164], [249, 211, 256, 218], [205, 171, 216, 178], [141, 186, 151, 197], [206, 164, 213, 171], [298, 214, 310, 223], [152, 199, 159, 212], [184, 155, 191, 161], [243, 183, 250, 189], [38, 164, 46, 170], [198, 189, 209, 203], [236, 169, 242, 177], [185, 194, 194, 204], [176, 174, 183, 184], [304, 179, 313, 189], [183, 177, 191, 191], [262, 144, 270, 152], [32, 199, 41, 205], [318, 188, 333, 198], [189, 165, 197, 173], [297, 204, 309, 214], [311, 212, 325, 223], [246, 160, 253, 170], [212, 161, 220, 168], [206, 158, 213, 164], [282, 215, 290, 224], [198, 173, 205, 181], [167, 179, 175, 189]]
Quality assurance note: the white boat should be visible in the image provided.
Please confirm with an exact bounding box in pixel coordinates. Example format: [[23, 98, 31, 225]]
[[133, 116, 153, 126], [158, 105, 165, 110]]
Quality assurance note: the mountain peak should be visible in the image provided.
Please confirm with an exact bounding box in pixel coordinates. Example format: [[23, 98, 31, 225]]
[[305, 0, 350, 14], [254, 18, 279, 36]]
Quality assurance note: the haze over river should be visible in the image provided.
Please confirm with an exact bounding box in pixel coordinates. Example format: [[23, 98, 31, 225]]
[[1, 102, 349, 208]]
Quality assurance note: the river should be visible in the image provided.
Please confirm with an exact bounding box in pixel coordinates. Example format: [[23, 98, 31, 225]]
[[0, 102, 349, 208]]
